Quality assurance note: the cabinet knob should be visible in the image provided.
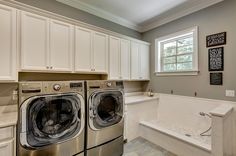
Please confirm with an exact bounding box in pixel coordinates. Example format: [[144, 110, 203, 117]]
[[50, 67, 53, 69], [46, 66, 49, 69]]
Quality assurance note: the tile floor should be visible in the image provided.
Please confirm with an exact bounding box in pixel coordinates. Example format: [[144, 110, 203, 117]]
[[123, 137, 177, 156]]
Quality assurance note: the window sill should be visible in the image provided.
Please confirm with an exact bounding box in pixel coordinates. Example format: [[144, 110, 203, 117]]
[[155, 70, 199, 76]]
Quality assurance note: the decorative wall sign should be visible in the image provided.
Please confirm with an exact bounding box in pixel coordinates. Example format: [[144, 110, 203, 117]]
[[206, 32, 226, 47], [208, 47, 224, 71], [210, 73, 223, 85]]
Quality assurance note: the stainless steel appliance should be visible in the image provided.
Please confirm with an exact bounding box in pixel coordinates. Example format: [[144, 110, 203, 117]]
[[18, 81, 85, 156], [86, 80, 124, 156]]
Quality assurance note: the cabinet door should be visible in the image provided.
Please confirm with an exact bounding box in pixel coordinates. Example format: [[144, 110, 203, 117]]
[[140, 44, 150, 80], [0, 5, 17, 81], [120, 39, 131, 80], [93, 32, 108, 73], [21, 12, 49, 71], [74, 27, 92, 72], [109, 36, 120, 80], [0, 140, 14, 156], [131, 42, 140, 80], [50, 20, 73, 72]]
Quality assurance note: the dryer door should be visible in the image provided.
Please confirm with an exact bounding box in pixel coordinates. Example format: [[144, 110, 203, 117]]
[[89, 90, 124, 130], [20, 93, 84, 148]]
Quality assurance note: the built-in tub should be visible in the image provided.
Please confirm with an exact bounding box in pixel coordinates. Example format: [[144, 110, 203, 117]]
[[138, 94, 234, 156], [140, 120, 211, 151]]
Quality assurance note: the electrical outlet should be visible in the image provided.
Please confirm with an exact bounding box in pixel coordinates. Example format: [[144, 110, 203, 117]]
[[225, 90, 235, 97]]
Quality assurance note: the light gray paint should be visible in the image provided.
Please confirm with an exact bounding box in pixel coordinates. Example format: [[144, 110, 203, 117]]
[[15, 0, 141, 39], [142, 0, 236, 101]]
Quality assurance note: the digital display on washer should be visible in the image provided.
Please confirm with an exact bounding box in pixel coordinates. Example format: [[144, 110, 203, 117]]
[[70, 83, 82, 88]]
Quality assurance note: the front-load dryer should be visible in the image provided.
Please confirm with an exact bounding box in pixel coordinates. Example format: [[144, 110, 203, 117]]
[[86, 80, 124, 156], [18, 81, 85, 156]]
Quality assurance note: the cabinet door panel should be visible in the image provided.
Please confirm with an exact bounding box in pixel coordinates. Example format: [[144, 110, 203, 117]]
[[21, 12, 49, 70], [0, 140, 14, 156], [75, 27, 92, 72], [0, 5, 16, 81], [93, 32, 108, 73], [50, 20, 73, 72], [131, 42, 140, 80], [109, 36, 120, 79], [140, 44, 150, 80], [120, 39, 130, 80]]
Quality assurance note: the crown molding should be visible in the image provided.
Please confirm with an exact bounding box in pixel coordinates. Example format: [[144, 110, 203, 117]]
[[56, 0, 141, 31], [140, 0, 224, 32]]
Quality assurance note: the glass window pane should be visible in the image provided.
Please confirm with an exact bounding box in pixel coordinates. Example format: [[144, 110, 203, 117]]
[[177, 62, 193, 71], [177, 37, 193, 47], [163, 64, 176, 71], [178, 45, 193, 54], [163, 56, 176, 64], [163, 41, 176, 57], [177, 54, 192, 63]]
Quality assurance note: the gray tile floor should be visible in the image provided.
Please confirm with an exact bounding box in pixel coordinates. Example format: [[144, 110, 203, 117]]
[[123, 137, 177, 156]]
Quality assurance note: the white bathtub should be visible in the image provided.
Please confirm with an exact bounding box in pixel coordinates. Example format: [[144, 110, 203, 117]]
[[140, 120, 211, 152], [137, 94, 234, 156]]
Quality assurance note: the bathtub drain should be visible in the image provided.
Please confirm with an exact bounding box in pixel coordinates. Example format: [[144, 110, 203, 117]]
[[185, 134, 191, 137]]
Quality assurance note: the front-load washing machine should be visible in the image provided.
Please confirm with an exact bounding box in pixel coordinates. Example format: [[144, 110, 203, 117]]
[[86, 80, 124, 156], [18, 81, 85, 156]]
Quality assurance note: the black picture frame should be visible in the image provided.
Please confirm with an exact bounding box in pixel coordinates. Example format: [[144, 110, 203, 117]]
[[210, 73, 223, 85], [208, 47, 224, 71], [206, 32, 226, 47]]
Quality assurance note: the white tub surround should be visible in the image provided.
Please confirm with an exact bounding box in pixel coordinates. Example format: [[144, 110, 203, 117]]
[[124, 92, 159, 141], [138, 94, 235, 156], [210, 105, 234, 156], [125, 92, 159, 105]]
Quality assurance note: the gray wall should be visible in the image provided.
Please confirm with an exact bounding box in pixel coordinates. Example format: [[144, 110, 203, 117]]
[[142, 0, 236, 101], [15, 0, 141, 39]]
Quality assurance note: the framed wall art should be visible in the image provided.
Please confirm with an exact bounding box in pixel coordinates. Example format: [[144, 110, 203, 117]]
[[208, 47, 224, 71], [206, 32, 226, 47], [210, 73, 223, 85]]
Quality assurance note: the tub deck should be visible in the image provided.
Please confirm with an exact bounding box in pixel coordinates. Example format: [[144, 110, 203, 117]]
[[140, 120, 212, 152]]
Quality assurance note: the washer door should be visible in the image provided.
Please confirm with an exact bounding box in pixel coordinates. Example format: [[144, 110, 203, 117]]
[[20, 93, 84, 148], [89, 90, 123, 130]]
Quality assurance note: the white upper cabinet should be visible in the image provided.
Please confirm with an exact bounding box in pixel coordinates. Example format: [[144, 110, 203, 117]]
[[74, 27, 92, 72], [21, 11, 49, 71], [131, 42, 140, 80], [109, 37, 131, 80], [93, 32, 108, 73], [120, 39, 131, 80], [15, 8, 149, 78], [109, 36, 120, 79], [140, 44, 150, 80], [21, 11, 73, 72], [131, 41, 150, 80], [50, 19, 73, 72], [75, 28, 108, 74], [0, 5, 17, 81]]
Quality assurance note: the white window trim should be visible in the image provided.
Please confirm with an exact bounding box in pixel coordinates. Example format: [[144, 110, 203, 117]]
[[155, 26, 199, 76]]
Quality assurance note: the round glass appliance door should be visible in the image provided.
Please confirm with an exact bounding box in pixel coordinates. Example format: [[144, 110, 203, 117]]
[[90, 91, 123, 129], [26, 93, 82, 148]]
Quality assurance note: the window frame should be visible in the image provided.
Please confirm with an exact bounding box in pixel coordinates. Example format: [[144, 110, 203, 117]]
[[155, 26, 199, 76]]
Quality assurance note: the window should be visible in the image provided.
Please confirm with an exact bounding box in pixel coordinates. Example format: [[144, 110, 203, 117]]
[[155, 27, 198, 76]]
